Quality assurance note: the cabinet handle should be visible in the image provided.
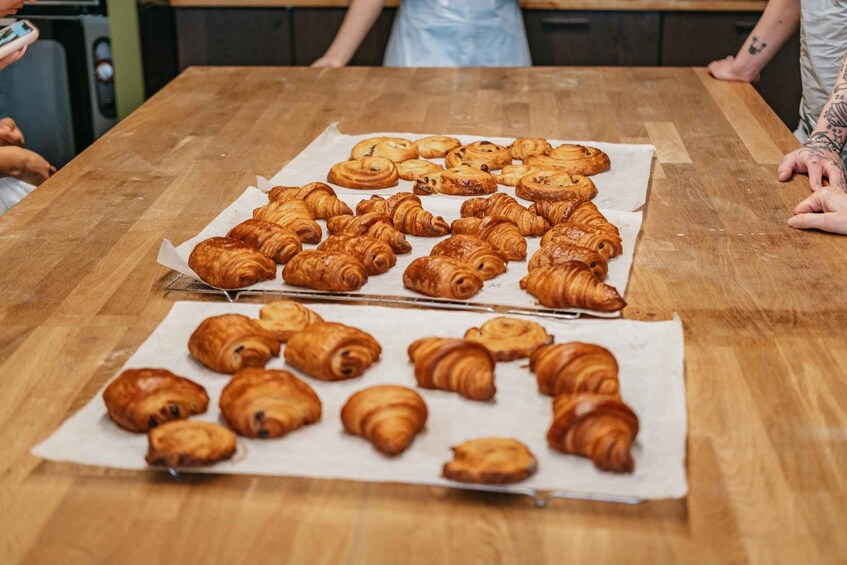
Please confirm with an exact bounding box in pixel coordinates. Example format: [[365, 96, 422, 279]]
[[540, 17, 590, 30], [733, 21, 757, 33]]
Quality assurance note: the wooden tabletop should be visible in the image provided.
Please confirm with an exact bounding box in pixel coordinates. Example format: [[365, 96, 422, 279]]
[[2, 67, 845, 563]]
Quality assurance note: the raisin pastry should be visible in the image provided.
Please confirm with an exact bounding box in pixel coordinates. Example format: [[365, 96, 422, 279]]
[[530, 343, 619, 397], [327, 212, 412, 254], [145, 421, 237, 468], [226, 219, 302, 264], [282, 250, 368, 292], [253, 199, 322, 244], [520, 262, 626, 312], [327, 157, 400, 189], [188, 314, 281, 374], [188, 237, 276, 290], [408, 337, 496, 401], [356, 193, 450, 237], [267, 182, 352, 219], [444, 141, 512, 171], [460, 193, 550, 236], [494, 164, 542, 187], [525, 144, 611, 176], [450, 217, 526, 261], [415, 135, 462, 158], [403, 256, 484, 300], [443, 438, 538, 484], [414, 165, 498, 196], [317, 234, 397, 276], [516, 170, 598, 202], [341, 385, 428, 456], [257, 300, 323, 342], [430, 235, 508, 281], [464, 317, 553, 362], [351, 137, 419, 163], [284, 321, 382, 381], [528, 242, 609, 280], [540, 223, 622, 259], [508, 138, 552, 160], [396, 159, 444, 181]]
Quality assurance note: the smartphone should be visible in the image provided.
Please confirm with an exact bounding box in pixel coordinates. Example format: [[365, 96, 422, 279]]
[[0, 20, 39, 60]]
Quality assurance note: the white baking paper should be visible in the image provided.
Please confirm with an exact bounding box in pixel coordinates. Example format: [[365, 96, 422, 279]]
[[33, 302, 687, 501]]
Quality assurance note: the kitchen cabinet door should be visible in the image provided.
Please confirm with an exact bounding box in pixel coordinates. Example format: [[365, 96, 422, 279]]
[[292, 8, 396, 66]]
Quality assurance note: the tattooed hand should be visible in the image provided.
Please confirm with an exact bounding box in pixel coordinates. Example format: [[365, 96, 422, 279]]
[[777, 144, 847, 192], [788, 188, 847, 235]]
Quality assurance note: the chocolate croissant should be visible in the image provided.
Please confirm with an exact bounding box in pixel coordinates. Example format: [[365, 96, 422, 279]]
[[450, 217, 527, 261], [341, 385, 428, 456], [284, 321, 382, 381], [188, 314, 280, 374], [188, 237, 277, 290], [408, 337, 496, 401], [460, 193, 550, 236], [219, 368, 322, 438], [530, 343, 619, 396], [327, 212, 412, 254], [356, 193, 450, 237], [464, 316, 553, 361], [103, 368, 209, 433], [413, 165, 498, 196], [268, 182, 352, 219], [547, 393, 639, 473], [430, 235, 508, 281], [403, 256, 484, 300], [282, 250, 368, 292], [146, 421, 237, 468], [540, 223, 623, 259], [253, 199, 322, 244], [528, 241, 609, 280], [520, 262, 626, 312], [317, 234, 396, 276], [257, 300, 323, 342], [226, 219, 302, 264]]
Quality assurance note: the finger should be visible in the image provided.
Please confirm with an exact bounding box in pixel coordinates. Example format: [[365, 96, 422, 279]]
[[788, 212, 830, 230], [793, 191, 825, 214], [824, 163, 847, 193], [777, 155, 798, 181], [808, 164, 824, 190]]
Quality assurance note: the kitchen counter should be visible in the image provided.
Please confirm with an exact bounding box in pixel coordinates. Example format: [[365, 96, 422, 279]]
[[167, 0, 769, 10]]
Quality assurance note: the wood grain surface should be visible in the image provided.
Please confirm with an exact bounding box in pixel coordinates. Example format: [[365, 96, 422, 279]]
[[167, 0, 769, 10], [1, 67, 845, 564]]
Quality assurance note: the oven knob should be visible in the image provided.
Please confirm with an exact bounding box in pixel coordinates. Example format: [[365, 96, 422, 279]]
[[95, 60, 114, 84]]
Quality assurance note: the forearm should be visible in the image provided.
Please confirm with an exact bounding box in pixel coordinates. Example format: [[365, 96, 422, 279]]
[[0, 146, 24, 178], [806, 53, 847, 153], [319, 0, 385, 66], [730, 0, 800, 80]]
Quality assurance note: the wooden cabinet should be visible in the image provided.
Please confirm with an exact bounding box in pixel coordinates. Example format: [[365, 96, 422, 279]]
[[291, 8, 396, 66]]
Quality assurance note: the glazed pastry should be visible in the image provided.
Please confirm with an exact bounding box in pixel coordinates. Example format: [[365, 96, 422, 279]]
[[285, 321, 382, 381], [356, 193, 450, 237], [341, 385, 428, 456], [282, 250, 368, 292], [460, 193, 550, 236], [430, 235, 508, 281], [103, 368, 209, 433], [317, 234, 396, 276], [408, 337, 496, 401], [525, 144, 611, 176], [188, 314, 280, 374], [188, 237, 276, 290], [267, 182, 352, 219], [413, 165, 497, 196], [403, 256, 484, 300], [397, 159, 444, 181], [257, 300, 323, 342], [219, 368, 322, 438], [442, 438, 538, 484], [516, 170, 598, 202], [494, 164, 541, 187], [464, 317, 553, 362], [351, 137, 419, 163], [327, 157, 400, 189], [540, 223, 623, 259], [444, 141, 512, 171], [450, 217, 527, 261], [520, 262, 626, 312], [415, 135, 461, 158], [547, 393, 638, 473], [531, 198, 614, 233], [253, 199, 322, 244], [145, 421, 237, 468], [508, 138, 552, 160], [226, 219, 302, 264], [531, 343, 619, 397], [327, 212, 412, 254], [528, 242, 609, 280]]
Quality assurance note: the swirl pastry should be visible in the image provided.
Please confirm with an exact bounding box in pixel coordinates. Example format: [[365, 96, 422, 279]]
[[408, 337, 496, 401], [257, 300, 323, 342], [516, 171, 598, 202], [219, 368, 322, 438], [444, 141, 512, 171], [327, 157, 400, 189], [525, 144, 611, 176], [351, 137, 419, 163], [529, 241, 608, 280], [397, 159, 444, 181], [226, 219, 302, 264], [494, 164, 541, 187], [531, 343, 619, 397], [253, 199, 322, 244], [188, 237, 277, 290], [430, 235, 507, 281], [285, 321, 382, 381], [356, 193, 450, 237], [403, 256, 484, 300], [414, 165, 498, 196], [268, 182, 352, 219], [464, 317, 553, 362], [520, 262, 626, 312], [103, 368, 209, 433], [450, 217, 527, 261], [341, 385, 428, 456], [327, 212, 412, 254], [547, 393, 639, 473], [460, 194, 550, 237], [317, 234, 396, 276], [415, 135, 461, 158], [540, 223, 623, 259], [188, 314, 280, 374], [443, 438, 538, 484], [508, 138, 552, 160], [146, 421, 237, 468], [282, 250, 368, 292]]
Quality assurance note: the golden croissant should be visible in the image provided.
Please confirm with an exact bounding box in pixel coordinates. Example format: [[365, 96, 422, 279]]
[[253, 199, 322, 244], [530, 343, 619, 397], [268, 182, 352, 219], [531, 199, 617, 233], [257, 300, 323, 342], [226, 219, 302, 264], [460, 193, 550, 236], [188, 237, 277, 290], [408, 337, 496, 401], [341, 385, 428, 456], [403, 256, 484, 300], [282, 250, 369, 292], [547, 393, 639, 473], [520, 262, 626, 312], [284, 321, 382, 381], [464, 316, 553, 361], [540, 223, 623, 259], [188, 314, 281, 374], [430, 235, 508, 281], [528, 241, 609, 280], [356, 192, 450, 237], [317, 234, 396, 275], [327, 212, 412, 254], [145, 420, 237, 468], [450, 217, 526, 261]]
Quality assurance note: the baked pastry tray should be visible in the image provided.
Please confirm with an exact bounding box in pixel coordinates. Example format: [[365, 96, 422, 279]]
[[34, 302, 688, 505]]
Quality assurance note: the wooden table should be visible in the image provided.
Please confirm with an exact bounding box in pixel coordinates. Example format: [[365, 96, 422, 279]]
[[1, 67, 845, 564], [166, 0, 768, 10]]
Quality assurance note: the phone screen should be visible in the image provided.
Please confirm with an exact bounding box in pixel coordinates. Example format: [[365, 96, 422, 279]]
[[0, 22, 34, 50]]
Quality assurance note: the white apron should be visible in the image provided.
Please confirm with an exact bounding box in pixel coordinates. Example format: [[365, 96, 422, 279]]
[[0, 176, 35, 215], [383, 0, 532, 67]]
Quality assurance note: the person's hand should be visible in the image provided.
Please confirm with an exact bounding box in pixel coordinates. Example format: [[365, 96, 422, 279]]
[[0, 117, 24, 146], [0, 44, 26, 72], [311, 56, 346, 68], [0, 0, 25, 16], [778, 144, 847, 192], [0, 146, 55, 185], [788, 188, 847, 234], [707, 56, 759, 82]]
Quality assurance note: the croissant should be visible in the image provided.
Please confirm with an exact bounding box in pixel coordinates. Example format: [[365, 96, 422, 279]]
[[516, 170, 598, 202], [508, 138, 552, 160], [267, 182, 352, 219], [188, 237, 277, 290], [450, 217, 527, 261], [531, 199, 616, 232], [219, 368, 322, 438], [327, 212, 412, 254], [530, 343, 619, 396], [413, 165, 497, 196], [403, 256, 484, 300], [547, 393, 639, 473], [430, 235, 507, 281], [226, 219, 302, 264], [396, 159, 443, 181], [443, 438, 538, 484], [102, 368, 209, 433], [284, 321, 382, 381], [317, 234, 396, 275], [282, 250, 368, 292], [520, 262, 626, 312], [540, 223, 623, 259], [460, 193, 550, 236], [444, 141, 512, 171], [188, 314, 281, 374], [253, 199, 322, 244], [351, 136, 419, 162], [464, 316, 553, 361], [494, 164, 541, 187], [257, 300, 323, 342], [327, 157, 400, 189], [528, 241, 609, 280], [341, 385, 428, 456], [356, 193, 450, 237], [525, 144, 611, 176], [415, 135, 461, 158], [408, 337, 496, 401], [145, 421, 237, 468]]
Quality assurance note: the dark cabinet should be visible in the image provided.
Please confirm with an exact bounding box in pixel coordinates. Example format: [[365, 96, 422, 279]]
[[291, 8, 396, 66]]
